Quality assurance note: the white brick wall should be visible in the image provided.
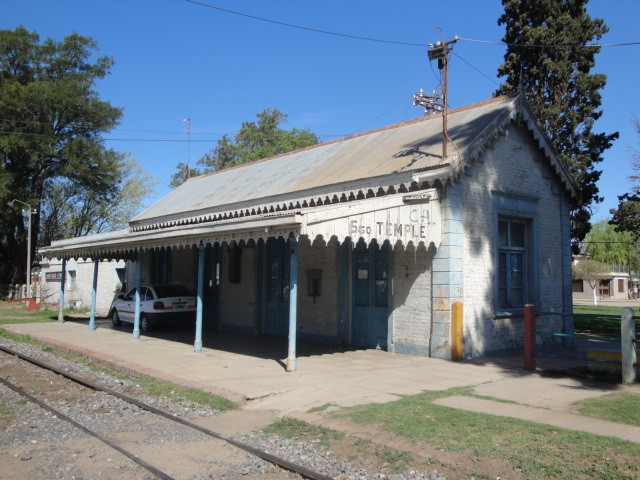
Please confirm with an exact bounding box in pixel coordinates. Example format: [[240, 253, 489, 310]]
[[171, 247, 196, 291], [215, 237, 340, 338], [40, 258, 124, 316], [391, 242, 434, 354], [461, 125, 568, 355], [297, 236, 339, 338], [220, 243, 255, 329]]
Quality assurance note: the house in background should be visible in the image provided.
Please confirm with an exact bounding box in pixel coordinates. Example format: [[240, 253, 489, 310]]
[[40, 94, 576, 362], [572, 262, 638, 301]]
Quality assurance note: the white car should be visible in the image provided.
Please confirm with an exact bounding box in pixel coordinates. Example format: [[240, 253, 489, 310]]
[[110, 285, 197, 332]]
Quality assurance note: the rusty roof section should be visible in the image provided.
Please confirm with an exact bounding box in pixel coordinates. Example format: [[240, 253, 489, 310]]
[[131, 95, 574, 228]]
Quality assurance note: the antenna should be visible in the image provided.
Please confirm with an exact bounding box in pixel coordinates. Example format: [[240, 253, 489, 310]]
[[413, 28, 458, 158], [183, 117, 191, 180]]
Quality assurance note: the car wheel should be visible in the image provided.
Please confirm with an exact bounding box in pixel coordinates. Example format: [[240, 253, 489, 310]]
[[112, 310, 122, 327], [140, 314, 151, 333]]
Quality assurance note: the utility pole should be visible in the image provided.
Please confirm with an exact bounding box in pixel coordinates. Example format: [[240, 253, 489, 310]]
[[184, 117, 191, 180], [413, 28, 458, 158], [8, 199, 36, 298]]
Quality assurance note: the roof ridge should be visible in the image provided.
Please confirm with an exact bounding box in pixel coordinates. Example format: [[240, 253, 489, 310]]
[[186, 95, 516, 183]]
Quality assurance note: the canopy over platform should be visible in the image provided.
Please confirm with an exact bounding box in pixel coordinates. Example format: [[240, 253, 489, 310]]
[[40, 94, 575, 261]]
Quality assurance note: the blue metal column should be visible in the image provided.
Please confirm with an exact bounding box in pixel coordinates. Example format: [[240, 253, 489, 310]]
[[89, 259, 99, 331], [286, 237, 298, 372], [57, 258, 66, 323], [194, 242, 205, 352], [133, 250, 142, 339], [214, 242, 221, 329], [337, 238, 351, 344], [253, 239, 264, 334]]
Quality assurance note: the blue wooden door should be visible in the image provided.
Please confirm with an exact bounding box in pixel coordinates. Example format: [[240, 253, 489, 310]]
[[265, 237, 290, 336], [352, 240, 390, 349]]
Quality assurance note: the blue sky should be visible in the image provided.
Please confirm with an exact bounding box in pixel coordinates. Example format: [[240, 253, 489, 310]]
[[4, 1, 639, 222]]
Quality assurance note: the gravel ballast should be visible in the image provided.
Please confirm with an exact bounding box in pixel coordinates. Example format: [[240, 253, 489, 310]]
[[0, 336, 447, 479]]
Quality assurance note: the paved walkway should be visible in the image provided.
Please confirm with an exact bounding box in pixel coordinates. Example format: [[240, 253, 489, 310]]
[[3, 319, 640, 443]]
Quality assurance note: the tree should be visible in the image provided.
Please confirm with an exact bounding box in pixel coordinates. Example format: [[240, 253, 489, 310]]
[[610, 118, 640, 239], [583, 219, 637, 271], [496, 0, 619, 251], [168, 162, 201, 189], [582, 220, 638, 298], [572, 257, 609, 305], [39, 156, 157, 244], [0, 27, 124, 285], [170, 109, 319, 187]]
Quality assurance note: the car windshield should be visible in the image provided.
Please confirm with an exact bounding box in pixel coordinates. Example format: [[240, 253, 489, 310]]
[[153, 285, 194, 298]]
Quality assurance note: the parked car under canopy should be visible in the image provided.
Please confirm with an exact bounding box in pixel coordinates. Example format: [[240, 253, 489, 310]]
[[110, 285, 196, 332]]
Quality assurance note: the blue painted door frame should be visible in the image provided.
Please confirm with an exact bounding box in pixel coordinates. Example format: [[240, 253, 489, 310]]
[[351, 239, 390, 349], [264, 237, 290, 337], [202, 243, 221, 330]]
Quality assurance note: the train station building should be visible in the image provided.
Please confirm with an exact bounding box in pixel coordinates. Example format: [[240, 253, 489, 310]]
[[39, 94, 576, 369]]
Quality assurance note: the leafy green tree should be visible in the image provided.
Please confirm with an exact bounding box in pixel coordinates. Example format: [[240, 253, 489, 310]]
[[572, 258, 610, 305], [168, 162, 202, 189], [170, 109, 319, 187], [40, 156, 157, 243], [0, 27, 123, 284], [610, 118, 640, 239], [496, 0, 618, 251], [583, 219, 637, 272]]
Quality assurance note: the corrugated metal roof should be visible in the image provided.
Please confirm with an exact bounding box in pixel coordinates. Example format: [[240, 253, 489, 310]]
[[130, 95, 564, 227]]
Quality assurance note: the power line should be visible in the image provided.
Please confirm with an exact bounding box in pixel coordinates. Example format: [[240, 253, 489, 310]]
[[183, 0, 425, 47], [0, 129, 351, 143], [458, 36, 640, 48], [0, 119, 351, 140], [452, 52, 500, 87], [183, 1, 640, 50]]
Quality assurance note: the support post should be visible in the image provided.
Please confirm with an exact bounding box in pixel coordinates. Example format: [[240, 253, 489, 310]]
[[26, 207, 32, 298], [133, 250, 142, 339], [89, 259, 99, 331], [621, 307, 636, 384], [194, 243, 205, 352], [451, 301, 463, 361], [57, 258, 66, 323], [524, 304, 536, 371], [286, 237, 298, 372]]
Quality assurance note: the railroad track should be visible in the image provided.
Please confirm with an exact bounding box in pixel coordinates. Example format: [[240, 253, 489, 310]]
[[0, 344, 332, 480]]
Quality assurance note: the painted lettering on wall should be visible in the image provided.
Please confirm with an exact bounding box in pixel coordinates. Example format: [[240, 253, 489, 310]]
[[301, 190, 442, 246], [348, 208, 434, 241]]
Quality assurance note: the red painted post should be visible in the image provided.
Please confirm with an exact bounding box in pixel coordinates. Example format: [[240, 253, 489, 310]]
[[523, 304, 536, 371]]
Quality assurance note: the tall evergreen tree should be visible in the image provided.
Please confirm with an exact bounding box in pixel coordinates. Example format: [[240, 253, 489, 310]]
[[610, 118, 640, 239], [496, 0, 618, 251]]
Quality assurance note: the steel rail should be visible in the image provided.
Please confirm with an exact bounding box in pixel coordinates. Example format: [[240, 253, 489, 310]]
[[0, 375, 176, 480], [0, 344, 332, 480]]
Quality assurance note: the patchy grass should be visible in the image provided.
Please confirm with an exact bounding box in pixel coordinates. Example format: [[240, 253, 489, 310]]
[[0, 327, 46, 347], [571, 304, 639, 336], [572, 305, 637, 316], [0, 302, 91, 325], [139, 375, 237, 412], [263, 417, 344, 448], [0, 303, 58, 324], [0, 403, 13, 416], [265, 392, 640, 478], [334, 389, 640, 478], [575, 391, 640, 427], [308, 402, 338, 413], [0, 327, 236, 413]]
